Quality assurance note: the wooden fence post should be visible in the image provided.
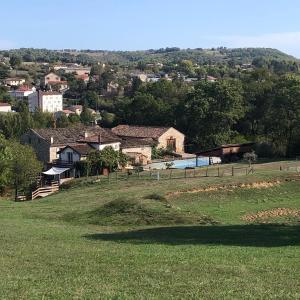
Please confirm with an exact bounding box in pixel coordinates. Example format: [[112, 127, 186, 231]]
[[184, 169, 187, 178], [206, 167, 208, 177], [232, 166, 234, 176], [169, 169, 172, 179]]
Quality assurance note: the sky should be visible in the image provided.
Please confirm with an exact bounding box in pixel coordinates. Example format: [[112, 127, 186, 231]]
[[1, 0, 300, 57]]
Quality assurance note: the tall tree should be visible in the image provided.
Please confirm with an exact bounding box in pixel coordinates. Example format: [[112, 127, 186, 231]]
[[178, 80, 245, 149]]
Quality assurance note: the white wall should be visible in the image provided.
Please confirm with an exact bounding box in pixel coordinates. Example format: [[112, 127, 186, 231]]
[[42, 95, 63, 112], [28, 92, 63, 112], [0, 106, 12, 112]]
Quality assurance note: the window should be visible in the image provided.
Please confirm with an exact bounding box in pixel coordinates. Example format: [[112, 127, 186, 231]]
[[67, 152, 73, 163]]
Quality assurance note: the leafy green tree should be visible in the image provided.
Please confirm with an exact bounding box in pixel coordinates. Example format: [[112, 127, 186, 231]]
[[82, 90, 99, 109], [10, 141, 42, 199], [0, 65, 9, 80], [87, 147, 128, 173], [179, 60, 195, 76], [56, 114, 70, 128], [9, 55, 22, 68], [265, 75, 300, 156], [80, 104, 95, 125], [32, 109, 53, 128], [0, 135, 13, 193], [69, 114, 81, 124], [178, 80, 245, 149]]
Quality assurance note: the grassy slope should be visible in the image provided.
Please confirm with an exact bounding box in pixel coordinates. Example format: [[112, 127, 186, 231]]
[[0, 163, 300, 299]]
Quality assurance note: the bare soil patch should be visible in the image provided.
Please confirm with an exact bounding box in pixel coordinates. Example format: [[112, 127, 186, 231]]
[[242, 208, 300, 222], [166, 180, 281, 198]]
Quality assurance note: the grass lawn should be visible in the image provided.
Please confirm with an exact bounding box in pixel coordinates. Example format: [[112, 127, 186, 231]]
[[0, 162, 300, 299]]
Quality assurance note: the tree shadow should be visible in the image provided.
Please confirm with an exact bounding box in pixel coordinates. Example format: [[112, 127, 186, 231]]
[[84, 224, 300, 247]]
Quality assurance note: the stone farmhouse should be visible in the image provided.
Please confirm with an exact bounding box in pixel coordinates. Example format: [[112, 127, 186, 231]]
[[21, 126, 118, 164], [112, 125, 185, 153], [21, 125, 186, 168]]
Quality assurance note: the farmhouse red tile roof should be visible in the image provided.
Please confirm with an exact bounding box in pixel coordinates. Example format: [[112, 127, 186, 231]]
[[31, 125, 113, 146], [62, 109, 75, 114], [112, 125, 170, 139], [79, 129, 121, 144], [17, 85, 32, 91], [0, 103, 11, 106]]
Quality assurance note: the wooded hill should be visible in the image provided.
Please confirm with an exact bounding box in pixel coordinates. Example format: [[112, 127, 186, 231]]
[[1, 47, 298, 65]]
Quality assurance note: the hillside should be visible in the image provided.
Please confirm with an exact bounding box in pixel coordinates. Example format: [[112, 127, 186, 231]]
[[1, 47, 298, 65], [0, 161, 300, 298]]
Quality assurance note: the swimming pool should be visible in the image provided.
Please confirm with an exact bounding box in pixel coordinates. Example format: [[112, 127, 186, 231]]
[[146, 157, 210, 170]]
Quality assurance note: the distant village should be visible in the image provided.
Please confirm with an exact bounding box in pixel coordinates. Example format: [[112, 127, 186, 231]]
[[0, 52, 257, 193]]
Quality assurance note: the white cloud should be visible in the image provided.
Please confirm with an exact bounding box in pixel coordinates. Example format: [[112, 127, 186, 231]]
[[217, 32, 300, 58]]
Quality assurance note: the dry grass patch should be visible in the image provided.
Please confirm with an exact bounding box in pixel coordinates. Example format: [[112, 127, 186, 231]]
[[242, 208, 300, 223], [166, 180, 281, 198]]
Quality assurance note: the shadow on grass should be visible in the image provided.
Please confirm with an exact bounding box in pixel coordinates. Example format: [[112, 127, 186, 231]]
[[85, 224, 300, 247]]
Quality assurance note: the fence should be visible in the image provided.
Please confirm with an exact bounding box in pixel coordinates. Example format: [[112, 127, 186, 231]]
[[89, 165, 255, 184], [31, 182, 59, 200]]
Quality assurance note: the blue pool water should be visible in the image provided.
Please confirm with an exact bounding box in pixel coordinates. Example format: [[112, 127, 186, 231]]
[[148, 157, 210, 170]]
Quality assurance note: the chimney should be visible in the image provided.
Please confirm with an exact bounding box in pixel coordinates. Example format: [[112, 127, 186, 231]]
[[84, 131, 89, 138], [50, 136, 54, 144], [98, 134, 101, 144]]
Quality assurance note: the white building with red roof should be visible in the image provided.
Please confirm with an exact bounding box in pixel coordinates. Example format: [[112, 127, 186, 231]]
[[9, 86, 36, 99]]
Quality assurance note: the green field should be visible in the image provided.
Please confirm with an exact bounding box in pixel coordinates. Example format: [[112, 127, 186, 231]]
[[0, 162, 300, 299]]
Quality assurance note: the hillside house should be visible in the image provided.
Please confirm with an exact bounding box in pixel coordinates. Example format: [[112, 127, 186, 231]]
[[9, 85, 36, 99], [4, 78, 26, 86], [0, 103, 12, 112], [54, 109, 76, 118], [64, 67, 91, 76], [28, 90, 63, 112], [112, 125, 185, 153], [21, 126, 121, 164], [66, 105, 83, 115], [120, 137, 153, 165], [75, 74, 89, 83], [43, 72, 68, 91], [58, 144, 94, 164], [195, 143, 255, 162]]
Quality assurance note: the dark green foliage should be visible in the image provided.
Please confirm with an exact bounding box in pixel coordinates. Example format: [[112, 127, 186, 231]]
[[80, 105, 95, 125], [177, 79, 245, 149], [0, 136, 42, 196], [9, 55, 22, 68]]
